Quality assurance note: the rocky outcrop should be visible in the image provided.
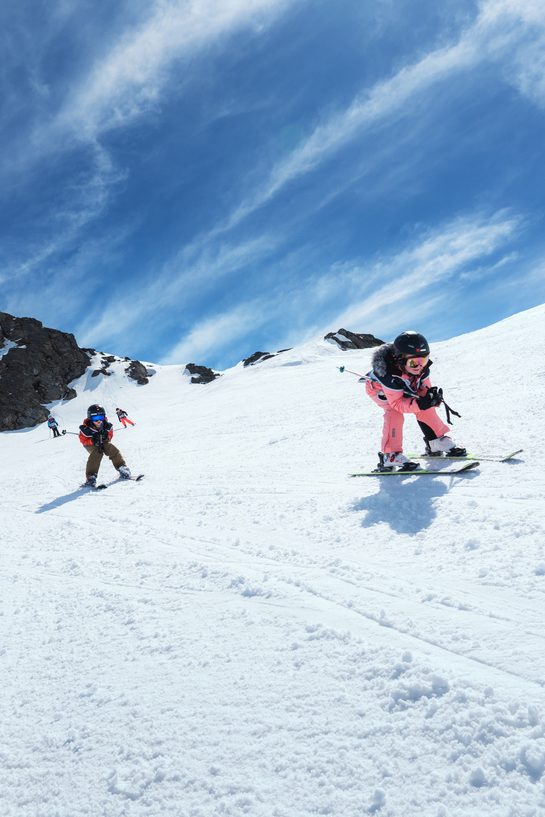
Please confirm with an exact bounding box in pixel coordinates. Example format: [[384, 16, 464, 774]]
[[324, 329, 384, 351], [243, 351, 276, 367], [242, 349, 292, 367], [184, 363, 221, 384], [90, 353, 151, 384], [0, 312, 91, 431], [125, 360, 150, 385]]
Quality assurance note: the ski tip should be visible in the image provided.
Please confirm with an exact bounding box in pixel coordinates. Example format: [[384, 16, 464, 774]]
[[500, 449, 524, 461], [459, 461, 479, 472]]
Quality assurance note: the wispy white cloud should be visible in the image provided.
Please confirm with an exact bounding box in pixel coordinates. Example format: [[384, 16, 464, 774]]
[[3, 219, 136, 330], [459, 251, 520, 282], [322, 210, 523, 336], [159, 210, 524, 366], [77, 233, 277, 350], [1, 0, 296, 290], [161, 301, 266, 364], [5, 145, 124, 283], [39, 0, 296, 147], [220, 0, 545, 229]]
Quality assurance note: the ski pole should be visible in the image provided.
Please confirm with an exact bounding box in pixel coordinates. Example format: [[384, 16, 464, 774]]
[[338, 365, 370, 381]]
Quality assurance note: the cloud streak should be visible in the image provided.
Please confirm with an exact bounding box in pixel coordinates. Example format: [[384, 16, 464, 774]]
[[2, 144, 123, 285], [161, 301, 266, 364], [222, 0, 545, 229], [77, 233, 278, 350], [156, 209, 524, 368], [41, 0, 297, 146], [322, 210, 523, 336]]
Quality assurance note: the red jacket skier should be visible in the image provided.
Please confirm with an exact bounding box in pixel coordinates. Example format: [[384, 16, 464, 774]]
[[79, 404, 132, 487], [365, 331, 466, 471]]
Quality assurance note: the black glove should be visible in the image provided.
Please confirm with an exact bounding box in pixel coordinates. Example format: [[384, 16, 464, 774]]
[[416, 386, 443, 410], [92, 429, 109, 447]]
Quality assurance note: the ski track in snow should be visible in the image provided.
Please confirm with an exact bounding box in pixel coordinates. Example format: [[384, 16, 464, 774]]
[[1, 306, 545, 816]]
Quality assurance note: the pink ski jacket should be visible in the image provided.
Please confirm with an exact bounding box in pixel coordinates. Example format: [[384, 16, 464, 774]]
[[365, 343, 433, 414]]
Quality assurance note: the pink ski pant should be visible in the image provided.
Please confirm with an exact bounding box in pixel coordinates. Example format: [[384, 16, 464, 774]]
[[366, 389, 449, 453]]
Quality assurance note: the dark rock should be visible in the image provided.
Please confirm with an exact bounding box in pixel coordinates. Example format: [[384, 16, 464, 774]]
[[125, 360, 149, 385], [184, 363, 221, 384], [0, 312, 90, 431], [324, 328, 384, 350], [243, 351, 276, 367], [243, 348, 292, 367]]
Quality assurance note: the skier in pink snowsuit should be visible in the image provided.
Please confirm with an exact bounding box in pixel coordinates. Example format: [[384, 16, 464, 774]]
[[365, 331, 466, 471]]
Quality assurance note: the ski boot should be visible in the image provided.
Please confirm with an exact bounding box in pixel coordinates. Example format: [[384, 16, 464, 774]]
[[425, 435, 466, 457], [377, 452, 419, 472], [84, 474, 97, 488], [118, 465, 131, 480]]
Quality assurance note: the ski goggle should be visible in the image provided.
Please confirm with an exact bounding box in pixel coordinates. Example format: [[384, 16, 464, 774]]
[[405, 355, 428, 369], [90, 414, 105, 422]]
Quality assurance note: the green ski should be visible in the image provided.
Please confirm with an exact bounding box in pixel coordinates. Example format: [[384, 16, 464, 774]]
[[408, 449, 522, 463], [350, 461, 480, 477]]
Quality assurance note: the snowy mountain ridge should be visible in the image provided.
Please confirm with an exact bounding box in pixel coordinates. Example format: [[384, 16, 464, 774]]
[[2, 304, 545, 817]]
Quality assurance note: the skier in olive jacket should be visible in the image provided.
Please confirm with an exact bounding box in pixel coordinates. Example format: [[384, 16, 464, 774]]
[[79, 404, 131, 487], [365, 331, 466, 471]]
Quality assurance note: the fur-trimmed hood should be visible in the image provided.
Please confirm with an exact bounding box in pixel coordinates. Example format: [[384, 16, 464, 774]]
[[369, 343, 433, 395], [371, 343, 397, 378]]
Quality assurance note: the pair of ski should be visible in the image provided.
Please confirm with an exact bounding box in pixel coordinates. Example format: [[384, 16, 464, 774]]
[[350, 449, 522, 478], [81, 474, 145, 490]]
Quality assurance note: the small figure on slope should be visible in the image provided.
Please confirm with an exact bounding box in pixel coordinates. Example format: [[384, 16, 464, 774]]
[[79, 404, 132, 487], [47, 415, 62, 438], [365, 331, 466, 471], [115, 407, 135, 428]]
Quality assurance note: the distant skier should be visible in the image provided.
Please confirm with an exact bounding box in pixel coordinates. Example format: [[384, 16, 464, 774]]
[[79, 404, 132, 487], [47, 415, 62, 438], [365, 331, 466, 471], [116, 407, 135, 428]]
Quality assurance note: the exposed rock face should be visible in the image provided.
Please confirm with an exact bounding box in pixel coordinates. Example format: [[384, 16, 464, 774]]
[[324, 329, 384, 350], [184, 363, 221, 384], [125, 360, 150, 385], [243, 351, 276, 367], [242, 349, 292, 367], [90, 353, 151, 384], [0, 312, 90, 430]]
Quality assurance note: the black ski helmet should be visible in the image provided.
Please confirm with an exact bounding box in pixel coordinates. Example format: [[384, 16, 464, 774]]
[[87, 404, 106, 419], [393, 331, 430, 358]]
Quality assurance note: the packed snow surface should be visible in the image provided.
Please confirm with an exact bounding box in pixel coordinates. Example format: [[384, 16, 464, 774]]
[[2, 305, 545, 817]]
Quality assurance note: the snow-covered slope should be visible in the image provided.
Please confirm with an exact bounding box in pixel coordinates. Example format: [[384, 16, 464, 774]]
[[2, 305, 545, 817]]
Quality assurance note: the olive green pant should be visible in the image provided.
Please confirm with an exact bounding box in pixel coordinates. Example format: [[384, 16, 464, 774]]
[[85, 442, 126, 479]]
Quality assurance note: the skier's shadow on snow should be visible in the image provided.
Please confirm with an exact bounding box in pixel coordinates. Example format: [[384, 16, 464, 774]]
[[351, 474, 476, 534], [36, 488, 93, 514]]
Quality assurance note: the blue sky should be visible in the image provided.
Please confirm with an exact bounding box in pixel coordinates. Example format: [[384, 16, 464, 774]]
[[2, 0, 545, 369]]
